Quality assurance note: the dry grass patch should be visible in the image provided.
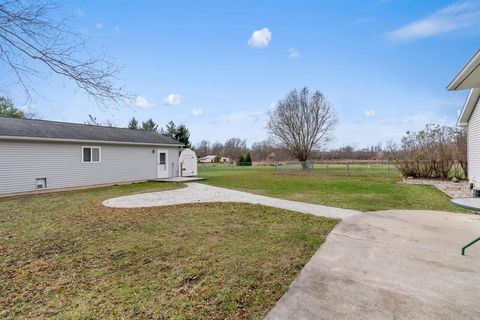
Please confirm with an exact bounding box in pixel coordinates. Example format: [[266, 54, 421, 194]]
[[0, 183, 338, 319]]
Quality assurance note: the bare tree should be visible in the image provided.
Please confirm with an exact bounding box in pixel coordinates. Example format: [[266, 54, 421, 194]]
[[384, 140, 399, 160], [210, 142, 224, 157], [251, 139, 275, 161], [267, 87, 336, 166], [84, 114, 114, 127], [195, 140, 210, 158], [223, 138, 246, 162], [0, 0, 132, 105]]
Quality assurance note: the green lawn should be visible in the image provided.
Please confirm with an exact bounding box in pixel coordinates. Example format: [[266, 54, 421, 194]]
[[199, 166, 465, 212], [0, 182, 338, 319]]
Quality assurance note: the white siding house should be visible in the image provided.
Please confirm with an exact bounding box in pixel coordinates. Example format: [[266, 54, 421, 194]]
[[448, 49, 480, 189], [0, 117, 184, 195]]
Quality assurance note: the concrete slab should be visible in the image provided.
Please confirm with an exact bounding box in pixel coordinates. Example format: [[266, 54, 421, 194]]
[[452, 197, 480, 211], [266, 210, 480, 320]]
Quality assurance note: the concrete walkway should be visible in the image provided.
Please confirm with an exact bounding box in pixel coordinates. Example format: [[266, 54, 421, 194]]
[[103, 183, 480, 319], [103, 182, 358, 219]]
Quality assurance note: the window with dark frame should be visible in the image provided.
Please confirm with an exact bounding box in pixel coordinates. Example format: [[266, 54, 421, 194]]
[[159, 153, 166, 165], [83, 147, 100, 163]]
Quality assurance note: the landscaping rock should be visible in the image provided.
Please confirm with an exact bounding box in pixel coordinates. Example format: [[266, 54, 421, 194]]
[[403, 178, 470, 198]]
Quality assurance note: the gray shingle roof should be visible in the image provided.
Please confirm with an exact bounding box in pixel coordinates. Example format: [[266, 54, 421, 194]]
[[0, 117, 183, 146]]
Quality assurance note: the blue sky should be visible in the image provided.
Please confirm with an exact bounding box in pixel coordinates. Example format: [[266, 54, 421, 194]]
[[6, 0, 480, 148]]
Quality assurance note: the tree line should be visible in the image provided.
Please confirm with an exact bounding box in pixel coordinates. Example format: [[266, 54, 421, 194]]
[[127, 117, 191, 148], [86, 115, 192, 148]]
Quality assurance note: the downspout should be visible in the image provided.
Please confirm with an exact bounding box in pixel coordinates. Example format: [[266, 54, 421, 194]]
[[178, 146, 183, 178]]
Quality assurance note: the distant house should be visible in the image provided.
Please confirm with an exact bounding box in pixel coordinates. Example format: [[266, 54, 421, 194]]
[[0, 117, 194, 195], [448, 49, 480, 189], [198, 155, 230, 163]]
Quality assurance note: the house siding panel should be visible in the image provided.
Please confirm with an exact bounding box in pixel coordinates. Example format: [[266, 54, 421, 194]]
[[468, 100, 480, 188], [0, 140, 180, 194]]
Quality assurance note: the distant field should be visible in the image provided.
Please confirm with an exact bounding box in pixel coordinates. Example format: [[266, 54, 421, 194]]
[[198, 165, 464, 213]]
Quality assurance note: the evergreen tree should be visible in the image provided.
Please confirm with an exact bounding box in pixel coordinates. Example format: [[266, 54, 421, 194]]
[[244, 153, 252, 166], [238, 154, 245, 166], [142, 118, 158, 132], [165, 120, 177, 138], [0, 96, 36, 119], [175, 124, 191, 148], [128, 117, 139, 129]]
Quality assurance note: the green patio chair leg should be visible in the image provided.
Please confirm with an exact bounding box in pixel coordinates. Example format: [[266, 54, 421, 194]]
[[462, 236, 480, 255]]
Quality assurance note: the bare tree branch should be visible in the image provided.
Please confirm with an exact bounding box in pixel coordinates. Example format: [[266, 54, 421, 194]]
[[0, 0, 133, 107]]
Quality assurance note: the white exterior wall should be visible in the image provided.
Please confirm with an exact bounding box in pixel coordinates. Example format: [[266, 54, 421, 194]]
[[0, 140, 180, 194], [468, 100, 480, 188]]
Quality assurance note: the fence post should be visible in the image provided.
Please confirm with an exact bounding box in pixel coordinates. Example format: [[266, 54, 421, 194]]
[[346, 161, 350, 176]]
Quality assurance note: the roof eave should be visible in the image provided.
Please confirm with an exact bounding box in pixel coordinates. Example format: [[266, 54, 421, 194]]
[[457, 88, 480, 126], [0, 135, 184, 147], [447, 49, 480, 91]]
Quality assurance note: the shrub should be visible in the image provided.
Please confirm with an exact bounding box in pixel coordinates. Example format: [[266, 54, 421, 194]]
[[397, 124, 459, 179]]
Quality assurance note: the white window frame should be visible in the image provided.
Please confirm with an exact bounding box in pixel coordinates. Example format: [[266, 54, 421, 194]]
[[82, 146, 102, 163]]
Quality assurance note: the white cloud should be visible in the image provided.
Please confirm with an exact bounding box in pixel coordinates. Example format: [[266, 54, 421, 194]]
[[288, 47, 300, 58], [163, 93, 183, 105], [248, 28, 272, 48], [388, 1, 480, 42], [135, 96, 154, 108], [74, 9, 84, 17], [95, 22, 104, 29], [190, 108, 203, 117], [363, 109, 376, 118]]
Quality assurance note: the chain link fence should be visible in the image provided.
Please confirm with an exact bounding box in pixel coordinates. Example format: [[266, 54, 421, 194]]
[[198, 160, 399, 177], [274, 161, 398, 177]]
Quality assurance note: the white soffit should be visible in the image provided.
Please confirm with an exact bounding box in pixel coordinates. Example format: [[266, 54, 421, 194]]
[[448, 49, 480, 91]]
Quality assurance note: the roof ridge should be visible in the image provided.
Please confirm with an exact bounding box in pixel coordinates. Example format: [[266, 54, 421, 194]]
[[0, 116, 182, 146], [0, 116, 171, 137]]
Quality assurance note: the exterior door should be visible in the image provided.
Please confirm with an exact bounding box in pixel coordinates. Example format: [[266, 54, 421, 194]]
[[182, 156, 195, 176], [157, 149, 169, 178]]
